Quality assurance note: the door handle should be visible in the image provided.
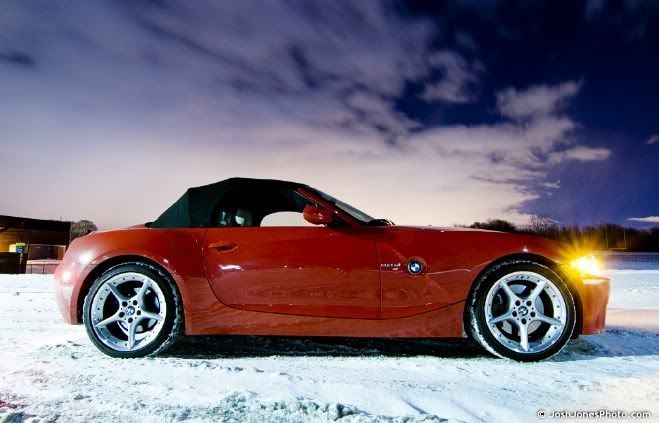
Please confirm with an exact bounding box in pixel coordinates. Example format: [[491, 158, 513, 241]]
[[208, 241, 237, 252]]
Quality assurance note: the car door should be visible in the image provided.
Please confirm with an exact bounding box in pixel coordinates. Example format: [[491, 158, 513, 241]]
[[203, 226, 380, 319]]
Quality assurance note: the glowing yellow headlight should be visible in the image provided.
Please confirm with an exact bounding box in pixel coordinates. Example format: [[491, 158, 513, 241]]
[[570, 254, 602, 276]]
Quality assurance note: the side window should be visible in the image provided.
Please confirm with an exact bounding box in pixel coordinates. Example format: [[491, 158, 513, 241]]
[[260, 211, 315, 227], [258, 191, 315, 227], [215, 208, 254, 227], [211, 189, 319, 227]]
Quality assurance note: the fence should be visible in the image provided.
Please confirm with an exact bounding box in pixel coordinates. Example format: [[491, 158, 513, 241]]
[[25, 259, 61, 274]]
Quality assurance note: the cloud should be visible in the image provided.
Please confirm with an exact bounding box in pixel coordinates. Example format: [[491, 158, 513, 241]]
[[343, 91, 419, 144], [628, 216, 659, 223], [646, 134, 659, 145], [0, 2, 611, 229], [496, 81, 582, 120], [548, 146, 611, 164], [421, 50, 483, 104], [541, 181, 561, 189]]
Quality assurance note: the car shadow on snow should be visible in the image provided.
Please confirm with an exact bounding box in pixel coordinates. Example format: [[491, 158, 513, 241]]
[[165, 335, 489, 359], [164, 326, 659, 362]]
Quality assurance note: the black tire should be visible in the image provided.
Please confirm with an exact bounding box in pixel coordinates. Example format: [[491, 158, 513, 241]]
[[466, 260, 576, 362], [82, 262, 183, 358]]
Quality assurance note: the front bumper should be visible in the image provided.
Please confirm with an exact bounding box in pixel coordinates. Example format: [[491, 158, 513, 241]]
[[53, 260, 86, 324], [574, 275, 610, 335]]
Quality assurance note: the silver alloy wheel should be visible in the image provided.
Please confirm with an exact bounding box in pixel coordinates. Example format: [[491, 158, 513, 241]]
[[90, 272, 167, 352], [484, 271, 567, 354]]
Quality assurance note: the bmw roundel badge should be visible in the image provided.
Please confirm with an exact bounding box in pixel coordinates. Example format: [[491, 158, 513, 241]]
[[407, 260, 423, 275]]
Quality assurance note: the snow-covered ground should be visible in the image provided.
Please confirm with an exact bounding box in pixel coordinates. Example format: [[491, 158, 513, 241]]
[[1, 266, 657, 422]]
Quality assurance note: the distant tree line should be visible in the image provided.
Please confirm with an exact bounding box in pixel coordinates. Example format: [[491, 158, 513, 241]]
[[465, 216, 659, 252]]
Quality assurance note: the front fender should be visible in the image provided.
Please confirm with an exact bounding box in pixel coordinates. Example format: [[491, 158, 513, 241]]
[[55, 228, 208, 327]]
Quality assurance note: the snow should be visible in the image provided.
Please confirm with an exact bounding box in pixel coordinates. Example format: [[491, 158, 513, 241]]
[[1, 268, 658, 422], [607, 270, 659, 310]]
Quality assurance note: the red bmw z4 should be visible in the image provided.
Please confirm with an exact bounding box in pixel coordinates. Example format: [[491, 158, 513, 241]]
[[54, 178, 609, 361]]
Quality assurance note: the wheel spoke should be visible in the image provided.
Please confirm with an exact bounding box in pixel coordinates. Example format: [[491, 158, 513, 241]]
[[527, 280, 547, 301], [135, 281, 150, 305], [95, 313, 121, 328], [499, 281, 519, 301], [534, 313, 562, 327], [139, 311, 163, 322], [517, 322, 529, 351], [107, 284, 127, 302], [488, 311, 514, 325], [127, 322, 137, 349]]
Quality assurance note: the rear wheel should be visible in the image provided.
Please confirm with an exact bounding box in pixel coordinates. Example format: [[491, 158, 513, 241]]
[[467, 260, 575, 361], [82, 262, 182, 358]]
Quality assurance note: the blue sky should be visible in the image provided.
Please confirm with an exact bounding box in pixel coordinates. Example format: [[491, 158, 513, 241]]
[[1, 1, 657, 229]]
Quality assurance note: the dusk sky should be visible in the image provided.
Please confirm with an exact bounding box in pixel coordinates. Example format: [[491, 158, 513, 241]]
[[1, 0, 658, 229]]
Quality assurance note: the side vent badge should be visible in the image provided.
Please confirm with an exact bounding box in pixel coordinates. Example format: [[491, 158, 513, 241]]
[[407, 260, 424, 275]]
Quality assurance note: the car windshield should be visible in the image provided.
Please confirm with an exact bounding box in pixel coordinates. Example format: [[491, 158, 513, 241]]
[[307, 188, 375, 225]]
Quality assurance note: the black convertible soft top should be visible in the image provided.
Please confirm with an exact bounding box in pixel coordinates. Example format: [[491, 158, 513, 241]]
[[150, 177, 304, 228]]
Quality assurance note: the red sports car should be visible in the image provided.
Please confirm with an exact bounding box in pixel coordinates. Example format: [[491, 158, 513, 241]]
[[54, 178, 609, 361]]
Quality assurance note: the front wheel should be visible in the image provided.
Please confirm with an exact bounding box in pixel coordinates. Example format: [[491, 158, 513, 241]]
[[467, 260, 576, 361], [82, 262, 183, 358]]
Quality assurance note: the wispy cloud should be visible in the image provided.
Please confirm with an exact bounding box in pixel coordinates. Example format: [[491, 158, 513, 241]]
[[496, 81, 582, 121], [541, 181, 561, 189], [548, 146, 611, 163], [628, 216, 659, 223], [647, 134, 659, 145], [421, 50, 483, 104]]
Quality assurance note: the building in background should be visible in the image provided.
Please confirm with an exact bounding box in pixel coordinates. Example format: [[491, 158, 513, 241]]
[[0, 215, 71, 274]]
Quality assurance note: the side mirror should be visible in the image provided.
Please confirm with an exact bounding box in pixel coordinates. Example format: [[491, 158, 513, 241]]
[[303, 205, 333, 225]]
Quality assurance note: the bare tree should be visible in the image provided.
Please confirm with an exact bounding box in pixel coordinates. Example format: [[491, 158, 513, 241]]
[[528, 215, 558, 237], [70, 220, 98, 241]]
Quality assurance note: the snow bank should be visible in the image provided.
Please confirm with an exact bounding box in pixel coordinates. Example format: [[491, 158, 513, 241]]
[[0, 270, 657, 422]]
